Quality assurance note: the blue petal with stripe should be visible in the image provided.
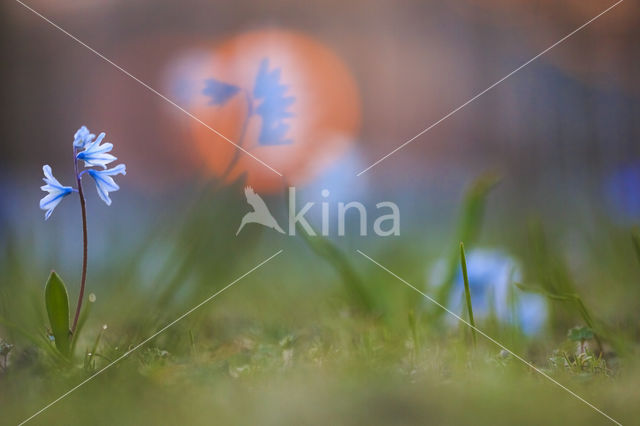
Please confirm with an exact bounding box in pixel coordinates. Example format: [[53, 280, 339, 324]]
[[76, 133, 116, 169], [88, 164, 126, 206], [39, 165, 73, 220]]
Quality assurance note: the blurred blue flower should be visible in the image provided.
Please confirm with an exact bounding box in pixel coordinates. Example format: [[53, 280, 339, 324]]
[[604, 162, 640, 223], [203, 78, 241, 106], [73, 125, 96, 148], [76, 133, 116, 169], [253, 58, 295, 145], [88, 164, 126, 206], [39, 165, 73, 220], [428, 249, 547, 335]]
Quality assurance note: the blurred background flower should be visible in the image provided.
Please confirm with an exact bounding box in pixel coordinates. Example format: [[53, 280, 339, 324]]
[[604, 162, 640, 224], [428, 249, 548, 335], [187, 29, 361, 193]]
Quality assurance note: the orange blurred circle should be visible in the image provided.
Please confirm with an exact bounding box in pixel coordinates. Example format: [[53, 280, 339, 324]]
[[189, 29, 361, 193]]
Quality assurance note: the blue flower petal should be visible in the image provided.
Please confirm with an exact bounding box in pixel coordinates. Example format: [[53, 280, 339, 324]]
[[39, 165, 73, 220], [252, 58, 295, 146], [73, 125, 96, 148], [88, 164, 126, 206], [77, 132, 116, 169], [203, 78, 241, 106]]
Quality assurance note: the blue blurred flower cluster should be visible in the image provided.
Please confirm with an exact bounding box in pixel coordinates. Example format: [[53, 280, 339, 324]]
[[203, 79, 241, 106], [39, 126, 126, 219], [253, 58, 295, 146], [203, 57, 295, 146], [428, 249, 547, 335]]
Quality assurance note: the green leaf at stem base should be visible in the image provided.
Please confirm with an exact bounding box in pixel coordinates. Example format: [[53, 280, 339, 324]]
[[45, 271, 71, 357]]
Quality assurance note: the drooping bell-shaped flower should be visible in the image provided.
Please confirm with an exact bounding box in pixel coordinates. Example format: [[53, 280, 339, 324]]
[[40, 165, 73, 220], [87, 164, 126, 206], [73, 125, 96, 149], [76, 133, 116, 169]]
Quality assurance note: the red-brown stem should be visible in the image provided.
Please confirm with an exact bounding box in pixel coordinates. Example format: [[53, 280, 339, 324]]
[[71, 148, 88, 334]]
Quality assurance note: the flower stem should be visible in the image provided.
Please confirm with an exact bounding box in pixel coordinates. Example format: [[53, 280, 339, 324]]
[[220, 90, 253, 181], [71, 148, 88, 334]]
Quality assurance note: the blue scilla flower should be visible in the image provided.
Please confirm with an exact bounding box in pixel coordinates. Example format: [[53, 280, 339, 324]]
[[87, 164, 126, 206], [73, 125, 96, 148], [428, 249, 548, 336], [40, 165, 73, 220], [39, 126, 126, 219], [39, 125, 126, 343], [76, 132, 116, 169]]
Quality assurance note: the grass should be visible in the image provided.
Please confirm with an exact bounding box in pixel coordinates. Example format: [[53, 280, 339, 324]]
[[459, 242, 477, 346], [1, 175, 639, 425]]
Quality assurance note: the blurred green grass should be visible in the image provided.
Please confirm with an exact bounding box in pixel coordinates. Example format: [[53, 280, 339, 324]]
[[1, 175, 639, 425]]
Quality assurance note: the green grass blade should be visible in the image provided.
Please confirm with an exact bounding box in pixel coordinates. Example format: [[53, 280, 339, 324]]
[[85, 325, 107, 371], [44, 271, 71, 357], [460, 242, 477, 346], [515, 281, 604, 353], [70, 298, 93, 356], [0, 315, 65, 363], [514, 282, 572, 301], [456, 173, 500, 247], [434, 173, 499, 315]]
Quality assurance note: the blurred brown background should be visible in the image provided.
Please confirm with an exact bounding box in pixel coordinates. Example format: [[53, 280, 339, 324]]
[[1, 0, 638, 218]]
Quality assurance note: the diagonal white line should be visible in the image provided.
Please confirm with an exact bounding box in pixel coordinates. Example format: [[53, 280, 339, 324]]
[[356, 249, 622, 426], [18, 250, 284, 426], [356, 0, 624, 176], [14, 0, 283, 177]]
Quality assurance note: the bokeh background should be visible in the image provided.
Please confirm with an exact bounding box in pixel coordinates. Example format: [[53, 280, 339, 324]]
[[1, 1, 640, 424], [1, 0, 638, 302], [1, 0, 639, 213]]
